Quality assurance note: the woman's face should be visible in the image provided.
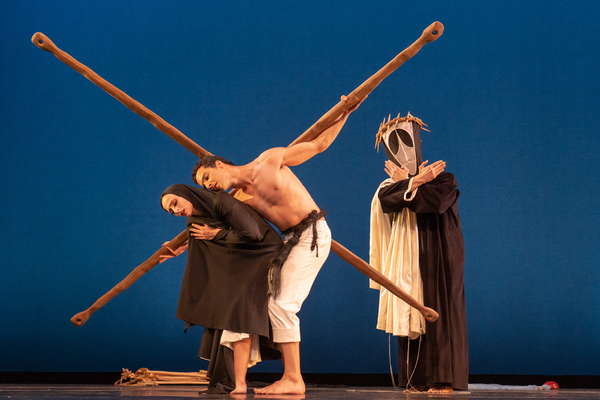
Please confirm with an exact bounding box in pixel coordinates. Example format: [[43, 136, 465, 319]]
[[161, 194, 195, 217]]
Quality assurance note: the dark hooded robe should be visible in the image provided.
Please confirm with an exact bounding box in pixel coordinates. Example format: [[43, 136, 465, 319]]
[[161, 184, 282, 392], [378, 172, 468, 391]]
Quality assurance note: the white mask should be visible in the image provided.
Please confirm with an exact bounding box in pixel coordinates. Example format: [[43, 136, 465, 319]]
[[376, 114, 424, 177]]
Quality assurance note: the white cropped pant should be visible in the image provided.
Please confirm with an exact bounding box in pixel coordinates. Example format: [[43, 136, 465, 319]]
[[268, 219, 331, 343]]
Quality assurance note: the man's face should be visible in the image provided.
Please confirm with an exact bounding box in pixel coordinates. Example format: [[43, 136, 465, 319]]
[[195, 161, 230, 191], [161, 194, 195, 217]]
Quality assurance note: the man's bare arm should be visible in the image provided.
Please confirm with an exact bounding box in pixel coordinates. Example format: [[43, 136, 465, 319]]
[[282, 97, 366, 167]]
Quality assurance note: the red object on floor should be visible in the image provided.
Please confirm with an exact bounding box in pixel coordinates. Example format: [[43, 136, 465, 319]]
[[544, 381, 559, 390]]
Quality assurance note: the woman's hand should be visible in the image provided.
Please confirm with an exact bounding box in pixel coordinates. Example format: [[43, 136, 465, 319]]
[[190, 223, 221, 240], [159, 239, 189, 263]]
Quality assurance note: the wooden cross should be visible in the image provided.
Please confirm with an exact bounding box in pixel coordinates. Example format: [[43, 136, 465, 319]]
[[32, 22, 444, 327]]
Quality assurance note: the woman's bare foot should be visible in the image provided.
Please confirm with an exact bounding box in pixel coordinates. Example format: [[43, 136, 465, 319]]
[[231, 382, 247, 394], [254, 377, 305, 395]]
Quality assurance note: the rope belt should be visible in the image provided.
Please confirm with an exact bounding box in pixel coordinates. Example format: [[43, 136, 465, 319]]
[[267, 209, 326, 298]]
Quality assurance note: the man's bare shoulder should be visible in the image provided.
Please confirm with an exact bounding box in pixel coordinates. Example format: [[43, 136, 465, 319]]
[[256, 147, 286, 165]]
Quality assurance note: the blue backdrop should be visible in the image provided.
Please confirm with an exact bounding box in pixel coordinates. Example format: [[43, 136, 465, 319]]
[[1, 0, 599, 376]]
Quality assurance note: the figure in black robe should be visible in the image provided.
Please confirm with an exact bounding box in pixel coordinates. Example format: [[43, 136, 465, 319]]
[[161, 184, 282, 393], [378, 172, 468, 391]]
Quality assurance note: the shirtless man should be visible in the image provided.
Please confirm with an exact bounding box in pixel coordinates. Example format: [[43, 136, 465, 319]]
[[191, 100, 363, 395]]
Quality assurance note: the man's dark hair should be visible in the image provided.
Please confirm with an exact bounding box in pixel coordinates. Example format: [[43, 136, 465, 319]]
[[191, 155, 234, 184]]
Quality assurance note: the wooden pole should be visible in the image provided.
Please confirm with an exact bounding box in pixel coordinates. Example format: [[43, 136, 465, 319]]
[[31, 33, 211, 158], [331, 240, 438, 322], [70, 231, 188, 326], [288, 21, 443, 146]]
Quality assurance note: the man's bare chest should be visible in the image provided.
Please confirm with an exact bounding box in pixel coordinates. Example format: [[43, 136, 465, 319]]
[[245, 179, 284, 208]]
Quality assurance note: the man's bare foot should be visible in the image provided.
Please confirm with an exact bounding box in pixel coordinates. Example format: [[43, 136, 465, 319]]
[[428, 385, 454, 394], [254, 377, 305, 395], [254, 380, 282, 395]]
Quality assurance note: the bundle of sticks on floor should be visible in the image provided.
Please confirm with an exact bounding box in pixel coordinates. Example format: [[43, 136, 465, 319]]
[[116, 368, 209, 386]]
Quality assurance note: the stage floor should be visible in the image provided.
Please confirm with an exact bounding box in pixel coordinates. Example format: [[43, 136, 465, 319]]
[[1, 385, 600, 399]]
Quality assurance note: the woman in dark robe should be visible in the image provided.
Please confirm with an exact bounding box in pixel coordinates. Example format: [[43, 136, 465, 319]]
[[160, 184, 282, 393]]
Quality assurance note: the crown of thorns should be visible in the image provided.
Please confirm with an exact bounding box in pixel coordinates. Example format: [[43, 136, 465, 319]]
[[375, 112, 430, 151]]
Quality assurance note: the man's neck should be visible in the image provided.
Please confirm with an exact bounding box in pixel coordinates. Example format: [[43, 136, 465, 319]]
[[229, 164, 254, 190]]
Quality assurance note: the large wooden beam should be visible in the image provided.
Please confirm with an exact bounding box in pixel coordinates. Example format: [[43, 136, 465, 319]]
[[33, 25, 443, 325]]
